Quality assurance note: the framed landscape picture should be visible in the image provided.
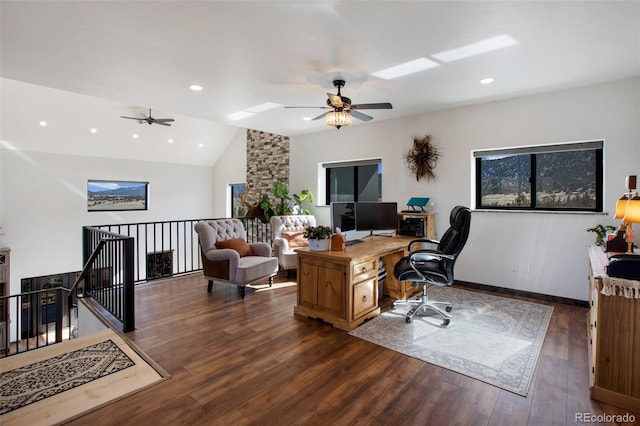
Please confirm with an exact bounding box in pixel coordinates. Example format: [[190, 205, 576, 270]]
[[87, 180, 148, 212]]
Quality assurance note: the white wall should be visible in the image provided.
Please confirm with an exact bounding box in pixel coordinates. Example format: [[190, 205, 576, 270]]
[[0, 150, 217, 295], [211, 129, 247, 217], [285, 78, 640, 301]]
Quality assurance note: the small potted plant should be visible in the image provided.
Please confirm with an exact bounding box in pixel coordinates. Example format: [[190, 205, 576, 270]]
[[586, 224, 616, 246], [304, 225, 333, 251]]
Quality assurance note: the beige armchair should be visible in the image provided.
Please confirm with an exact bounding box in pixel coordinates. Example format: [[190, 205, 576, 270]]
[[270, 215, 316, 277], [194, 219, 278, 298]]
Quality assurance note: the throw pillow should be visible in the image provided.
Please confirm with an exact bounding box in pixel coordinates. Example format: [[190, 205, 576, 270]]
[[283, 230, 308, 248], [215, 238, 254, 257]]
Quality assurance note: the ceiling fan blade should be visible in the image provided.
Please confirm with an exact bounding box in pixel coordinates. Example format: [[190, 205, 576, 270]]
[[152, 118, 175, 122], [312, 111, 330, 121], [351, 110, 374, 122], [327, 93, 343, 108], [154, 121, 172, 126], [120, 115, 143, 120], [351, 102, 393, 110]]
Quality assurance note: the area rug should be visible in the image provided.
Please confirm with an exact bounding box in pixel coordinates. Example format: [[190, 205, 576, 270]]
[[0, 328, 167, 425], [349, 286, 553, 396]]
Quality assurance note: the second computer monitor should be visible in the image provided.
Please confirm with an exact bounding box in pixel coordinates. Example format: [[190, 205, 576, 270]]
[[355, 202, 398, 232]]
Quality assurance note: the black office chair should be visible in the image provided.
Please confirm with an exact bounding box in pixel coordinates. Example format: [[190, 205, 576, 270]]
[[392, 206, 471, 326]]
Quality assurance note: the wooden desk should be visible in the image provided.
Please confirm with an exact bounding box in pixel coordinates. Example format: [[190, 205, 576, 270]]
[[588, 246, 640, 412], [294, 236, 415, 331]]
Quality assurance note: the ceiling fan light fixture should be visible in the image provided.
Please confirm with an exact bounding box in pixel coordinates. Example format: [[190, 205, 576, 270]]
[[326, 111, 352, 129]]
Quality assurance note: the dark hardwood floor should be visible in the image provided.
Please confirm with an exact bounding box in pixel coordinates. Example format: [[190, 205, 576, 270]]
[[66, 273, 637, 426]]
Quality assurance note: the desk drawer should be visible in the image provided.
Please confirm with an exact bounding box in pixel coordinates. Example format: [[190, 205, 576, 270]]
[[353, 259, 377, 282], [353, 278, 376, 319]]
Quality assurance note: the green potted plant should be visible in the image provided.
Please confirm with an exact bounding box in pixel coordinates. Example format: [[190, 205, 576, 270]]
[[304, 225, 332, 251], [586, 224, 616, 246], [261, 184, 315, 222], [289, 189, 314, 215]]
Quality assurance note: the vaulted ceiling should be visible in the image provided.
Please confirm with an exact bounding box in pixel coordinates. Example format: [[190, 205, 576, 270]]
[[1, 1, 639, 165]]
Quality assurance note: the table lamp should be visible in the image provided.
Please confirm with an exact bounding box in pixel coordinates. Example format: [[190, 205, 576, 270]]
[[613, 175, 640, 254]]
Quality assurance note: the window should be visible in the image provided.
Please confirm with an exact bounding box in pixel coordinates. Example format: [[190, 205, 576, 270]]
[[474, 141, 603, 211], [229, 183, 247, 218], [324, 159, 382, 203]]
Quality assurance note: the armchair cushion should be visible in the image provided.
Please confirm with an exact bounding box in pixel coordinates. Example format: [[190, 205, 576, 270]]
[[283, 230, 308, 248], [215, 238, 254, 257]]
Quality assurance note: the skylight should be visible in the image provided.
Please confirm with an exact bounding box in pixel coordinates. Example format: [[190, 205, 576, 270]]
[[246, 102, 282, 113], [371, 58, 440, 80], [432, 34, 518, 63], [227, 111, 255, 121]]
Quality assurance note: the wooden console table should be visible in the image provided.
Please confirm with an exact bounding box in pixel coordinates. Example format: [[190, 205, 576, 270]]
[[294, 236, 414, 331], [588, 245, 640, 412], [397, 211, 436, 238]]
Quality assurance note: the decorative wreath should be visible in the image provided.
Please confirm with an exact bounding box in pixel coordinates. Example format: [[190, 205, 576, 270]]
[[405, 135, 440, 181]]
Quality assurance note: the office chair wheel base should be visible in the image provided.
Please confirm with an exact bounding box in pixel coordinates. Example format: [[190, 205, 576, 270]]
[[406, 316, 413, 323], [445, 305, 453, 313]]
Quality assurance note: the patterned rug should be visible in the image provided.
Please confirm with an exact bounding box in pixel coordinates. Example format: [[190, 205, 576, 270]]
[[0, 339, 134, 414], [0, 328, 166, 425], [349, 286, 553, 396]]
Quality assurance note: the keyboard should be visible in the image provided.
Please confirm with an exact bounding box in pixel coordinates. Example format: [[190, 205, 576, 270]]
[[345, 239, 364, 246]]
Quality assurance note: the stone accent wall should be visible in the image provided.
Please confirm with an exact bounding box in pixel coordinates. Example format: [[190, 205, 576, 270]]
[[246, 129, 290, 204]]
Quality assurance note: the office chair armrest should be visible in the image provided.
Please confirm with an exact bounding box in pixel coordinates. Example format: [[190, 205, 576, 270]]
[[409, 249, 455, 262], [407, 238, 440, 251]]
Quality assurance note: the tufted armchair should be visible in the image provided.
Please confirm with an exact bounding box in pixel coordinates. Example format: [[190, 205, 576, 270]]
[[270, 215, 316, 277], [194, 219, 278, 298]]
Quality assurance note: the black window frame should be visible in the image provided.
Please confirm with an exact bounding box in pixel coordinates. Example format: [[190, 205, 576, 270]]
[[323, 159, 382, 204], [229, 183, 247, 218], [474, 141, 604, 212]]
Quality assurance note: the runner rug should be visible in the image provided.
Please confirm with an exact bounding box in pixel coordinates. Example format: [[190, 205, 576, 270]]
[[0, 328, 167, 425], [349, 285, 553, 396]]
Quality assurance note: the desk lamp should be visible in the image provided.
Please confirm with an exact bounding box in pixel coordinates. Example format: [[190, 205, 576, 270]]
[[613, 175, 640, 254]]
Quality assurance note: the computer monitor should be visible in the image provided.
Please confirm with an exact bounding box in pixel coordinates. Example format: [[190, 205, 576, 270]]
[[355, 202, 398, 236], [330, 202, 357, 238]]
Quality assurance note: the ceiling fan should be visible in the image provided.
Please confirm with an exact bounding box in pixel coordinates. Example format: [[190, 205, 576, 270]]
[[285, 79, 392, 129], [120, 109, 175, 126]]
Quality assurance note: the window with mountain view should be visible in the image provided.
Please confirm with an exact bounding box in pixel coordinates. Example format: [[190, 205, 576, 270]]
[[474, 141, 603, 211]]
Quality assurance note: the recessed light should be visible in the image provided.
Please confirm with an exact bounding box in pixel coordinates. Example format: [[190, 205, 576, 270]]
[[432, 34, 518, 63], [198, 143, 204, 148], [303, 117, 312, 121], [168, 139, 174, 144], [371, 58, 439, 80], [189, 84, 203, 91], [90, 128, 97, 133], [132, 134, 139, 139], [227, 111, 255, 121], [39, 121, 47, 127], [480, 77, 495, 85]]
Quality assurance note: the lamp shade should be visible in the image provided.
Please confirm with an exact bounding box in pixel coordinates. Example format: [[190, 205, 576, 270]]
[[326, 110, 352, 128], [622, 196, 640, 223], [614, 195, 629, 220]]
